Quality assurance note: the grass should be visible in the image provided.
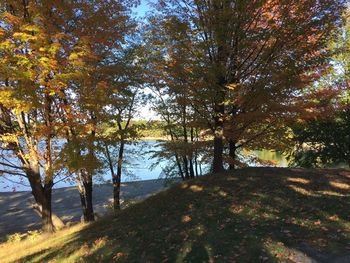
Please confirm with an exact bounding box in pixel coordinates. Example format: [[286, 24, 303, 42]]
[[0, 167, 349, 262]]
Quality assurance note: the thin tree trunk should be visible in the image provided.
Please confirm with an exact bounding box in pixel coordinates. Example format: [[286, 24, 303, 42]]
[[182, 104, 190, 179], [189, 127, 195, 178], [194, 154, 199, 177], [193, 128, 199, 177], [84, 180, 94, 221], [105, 143, 115, 178], [77, 176, 88, 221], [189, 159, 195, 178], [229, 140, 237, 170], [175, 153, 185, 180], [183, 156, 190, 179], [212, 109, 224, 173], [114, 141, 124, 211], [169, 130, 185, 180]]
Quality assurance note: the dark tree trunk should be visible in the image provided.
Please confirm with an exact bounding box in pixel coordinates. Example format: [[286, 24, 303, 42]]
[[211, 0, 227, 173], [175, 153, 185, 180], [212, 91, 225, 173], [189, 127, 195, 178], [194, 155, 199, 177], [78, 170, 95, 222], [113, 142, 124, 211], [229, 140, 237, 170], [213, 135, 224, 173], [83, 180, 94, 221], [26, 167, 55, 232], [189, 159, 195, 178], [104, 143, 121, 211], [182, 106, 191, 179], [78, 185, 88, 220], [41, 188, 54, 232], [113, 172, 121, 211], [183, 156, 190, 179]]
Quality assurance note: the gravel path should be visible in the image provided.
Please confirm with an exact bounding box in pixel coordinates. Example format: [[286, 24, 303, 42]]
[[0, 179, 171, 238]]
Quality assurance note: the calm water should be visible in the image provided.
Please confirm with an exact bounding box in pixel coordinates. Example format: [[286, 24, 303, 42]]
[[0, 141, 288, 192]]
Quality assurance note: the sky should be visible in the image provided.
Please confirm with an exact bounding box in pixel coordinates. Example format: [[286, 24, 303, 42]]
[[133, 0, 153, 18], [132, 1, 160, 120]]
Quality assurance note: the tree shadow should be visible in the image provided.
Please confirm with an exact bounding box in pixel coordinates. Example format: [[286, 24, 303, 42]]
[[18, 167, 350, 262]]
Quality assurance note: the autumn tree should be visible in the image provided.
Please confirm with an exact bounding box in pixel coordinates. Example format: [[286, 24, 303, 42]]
[[147, 0, 345, 172], [57, 0, 139, 220], [0, 0, 139, 228], [0, 0, 79, 232], [290, 8, 350, 168], [149, 74, 207, 180], [98, 44, 146, 211]]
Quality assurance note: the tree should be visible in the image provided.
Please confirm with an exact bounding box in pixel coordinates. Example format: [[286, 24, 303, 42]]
[[147, 0, 345, 172], [57, 0, 139, 220], [290, 8, 350, 168], [99, 63, 145, 211], [0, 0, 138, 228], [0, 0, 77, 232], [149, 79, 207, 180]]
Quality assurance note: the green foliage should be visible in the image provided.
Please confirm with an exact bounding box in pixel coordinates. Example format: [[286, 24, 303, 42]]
[[290, 9, 350, 168], [138, 120, 167, 138], [290, 109, 350, 168]]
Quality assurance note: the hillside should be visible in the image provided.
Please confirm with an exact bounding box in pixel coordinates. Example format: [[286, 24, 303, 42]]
[[0, 168, 349, 263]]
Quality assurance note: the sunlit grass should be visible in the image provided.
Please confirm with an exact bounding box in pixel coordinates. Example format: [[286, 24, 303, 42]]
[[0, 224, 87, 263]]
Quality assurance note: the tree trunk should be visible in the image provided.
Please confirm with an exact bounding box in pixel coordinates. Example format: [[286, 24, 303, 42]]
[[114, 142, 125, 211], [183, 156, 190, 179], [175, 153, 185, 180], [41, 188, 54, 232], [182, 106, 190, 179], [229, 140, 237, 170], [31, 203, 65, 230], [77, 171, 95, 222], [189, 127, 195, 178], [212, 97, 225, 173], [189, 159, 195, 178], [26, 166, 55, 232], [213, 135, 224, 173], [194, 154, 199, 177], [104, 143, 122, 211], [83, 180, 94, 221]]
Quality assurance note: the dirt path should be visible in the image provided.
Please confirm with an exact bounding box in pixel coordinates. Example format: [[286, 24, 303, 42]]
[[0, 179, 172, 239]]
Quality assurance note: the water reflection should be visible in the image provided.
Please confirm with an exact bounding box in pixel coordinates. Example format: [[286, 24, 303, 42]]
[[0, 141, 288, 192]]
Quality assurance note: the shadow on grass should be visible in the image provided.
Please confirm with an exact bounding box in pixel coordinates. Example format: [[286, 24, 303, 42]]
[[18, 167, 350, 263]]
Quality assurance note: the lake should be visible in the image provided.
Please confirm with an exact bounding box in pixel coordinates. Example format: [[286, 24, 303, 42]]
[[0, 140, 288, 192]]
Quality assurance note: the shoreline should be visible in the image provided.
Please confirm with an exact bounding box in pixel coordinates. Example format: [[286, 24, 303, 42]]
[[0, 177, 179, 194], [0, 178, 178, 238]]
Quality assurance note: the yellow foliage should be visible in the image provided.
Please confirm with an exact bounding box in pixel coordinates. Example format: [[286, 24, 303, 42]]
[[0, 134, 19, 144], [0, 88, 32, 113], [225, 83, 240, 90], [13, 32, 37, 41]]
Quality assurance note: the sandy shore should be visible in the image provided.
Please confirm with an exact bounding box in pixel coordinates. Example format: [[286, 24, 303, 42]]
[[0, 179, 175, 239]]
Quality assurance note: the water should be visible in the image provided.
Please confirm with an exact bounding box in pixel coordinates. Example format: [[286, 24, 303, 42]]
[[0, 141, 288, 192]]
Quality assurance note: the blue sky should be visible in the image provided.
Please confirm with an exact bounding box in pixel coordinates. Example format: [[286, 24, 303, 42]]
[[133, 0, 153, 18], [132, 1, 159, 120]]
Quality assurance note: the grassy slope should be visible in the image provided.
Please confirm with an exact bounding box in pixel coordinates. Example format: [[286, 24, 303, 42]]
[[0, 168, 349, 262]]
